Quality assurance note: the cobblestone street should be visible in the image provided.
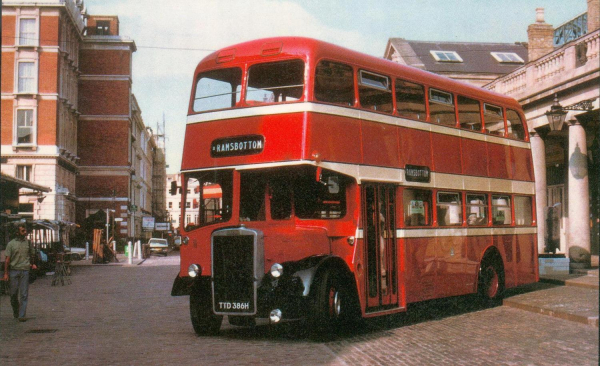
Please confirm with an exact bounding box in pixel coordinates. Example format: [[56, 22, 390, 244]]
[[0, 254, 597, 366]]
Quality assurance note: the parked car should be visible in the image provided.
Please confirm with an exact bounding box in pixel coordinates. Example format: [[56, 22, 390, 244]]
[[148, 238, 169, 256], [173, 236, 182, 249]]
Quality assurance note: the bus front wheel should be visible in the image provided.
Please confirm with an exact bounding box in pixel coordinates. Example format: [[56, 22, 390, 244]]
[[311, 268, 352, 334], [190, 294, 222, 336], [477, 256, 504, 305]]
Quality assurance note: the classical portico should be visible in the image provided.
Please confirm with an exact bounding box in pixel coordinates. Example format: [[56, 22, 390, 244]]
[[486, 5, 599, 269]]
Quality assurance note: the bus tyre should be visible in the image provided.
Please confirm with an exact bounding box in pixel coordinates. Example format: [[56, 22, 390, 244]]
[[311, 269, 349, 335], [478, 256, 504, 306], [190, 294, 222, 336]]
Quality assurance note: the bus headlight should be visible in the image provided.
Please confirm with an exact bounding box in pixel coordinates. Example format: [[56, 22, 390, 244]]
[[188, 264, 201, 278], [270, 263, 283, 278]]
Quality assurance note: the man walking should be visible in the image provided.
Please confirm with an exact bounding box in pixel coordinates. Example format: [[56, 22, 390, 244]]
[[2, 224, 37, 322]]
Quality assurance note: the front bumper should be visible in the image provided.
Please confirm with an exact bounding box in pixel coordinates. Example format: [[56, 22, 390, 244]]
[[171, 273, 310, 321]]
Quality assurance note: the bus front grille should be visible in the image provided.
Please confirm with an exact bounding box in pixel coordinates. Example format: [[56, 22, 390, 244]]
[[212, 230, 260, 315]]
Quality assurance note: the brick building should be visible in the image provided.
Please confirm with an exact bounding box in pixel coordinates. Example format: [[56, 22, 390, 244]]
[[1, 0, 166, 241]]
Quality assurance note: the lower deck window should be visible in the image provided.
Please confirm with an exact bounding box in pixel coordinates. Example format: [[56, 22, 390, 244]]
[[492, 195, 512, 225], [436, 192, 462, 226], [466, 193, 488, 226], [514, 196, 533, 226], [403, 189, 432, 226]]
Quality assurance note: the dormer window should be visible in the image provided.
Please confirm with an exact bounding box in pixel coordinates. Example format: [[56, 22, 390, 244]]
[[491, 52, 524, 63], [430, 50, 463, 62], [96, 21, 110, 35]]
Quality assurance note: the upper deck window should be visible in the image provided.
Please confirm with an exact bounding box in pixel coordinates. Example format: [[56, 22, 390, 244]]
[[429, 89, 456, 126], [395, 79, 426, 121], [506, 109, 526, 140], [430, 51, 463, 63], [484, 104, 505, 137], [458, 95, 482, 131], [246, 60, 304, 104], [490, 52, 524, 63], [314, 61, 354, 106], [358, 70, 392, 113], [193, 68, 242, 112]]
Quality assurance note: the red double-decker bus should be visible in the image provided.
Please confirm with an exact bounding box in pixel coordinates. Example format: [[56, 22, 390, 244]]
[[171, 37, 538, 335]]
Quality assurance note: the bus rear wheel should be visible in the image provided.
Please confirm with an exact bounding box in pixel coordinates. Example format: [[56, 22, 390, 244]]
[[190, 294, 222, 336], [478, 256, 504, 305]]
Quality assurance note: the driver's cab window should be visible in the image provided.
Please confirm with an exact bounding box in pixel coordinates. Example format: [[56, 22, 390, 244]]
[[240, 173, 266, 221], [184, 171, 232, 230]]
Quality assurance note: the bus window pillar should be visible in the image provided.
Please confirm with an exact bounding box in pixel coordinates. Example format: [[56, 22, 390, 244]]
[[566, 118, 591, 269], [531, 129, 548, 254]]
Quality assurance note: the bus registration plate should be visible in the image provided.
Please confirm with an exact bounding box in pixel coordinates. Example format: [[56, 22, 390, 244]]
[[217, 301, 250, 311]]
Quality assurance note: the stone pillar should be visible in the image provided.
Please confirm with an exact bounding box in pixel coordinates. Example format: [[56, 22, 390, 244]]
[[527, 8, 554, 61], [567, 119, 591, 268], [589, 0, 600, 32], [530, 130, 548, 254]]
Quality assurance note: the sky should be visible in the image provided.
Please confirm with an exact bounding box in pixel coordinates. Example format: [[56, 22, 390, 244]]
[[84, 0, 585, 173]]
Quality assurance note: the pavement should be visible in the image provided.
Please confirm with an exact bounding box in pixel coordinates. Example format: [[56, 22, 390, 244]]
[[60, 251, 600, 329], [0, 251, 598, 365]]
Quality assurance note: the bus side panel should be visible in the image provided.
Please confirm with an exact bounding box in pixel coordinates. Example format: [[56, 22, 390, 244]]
[[515, 233, 538, 286], [306, 113, 362, 164], [493, 234, 517, 289], [461, 138, 489, 177], [182, 113, 305, 171], [361, 120, 400, 167], [398, 127, 431, 168], [435, 235, 480, 298], [487, 143, 512, 180], [511, 146, 534, 182], [431, 134, 462, 174], [404, 236, 436, 303]]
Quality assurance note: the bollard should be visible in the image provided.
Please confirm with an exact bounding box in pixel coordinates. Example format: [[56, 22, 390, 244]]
[[128, 241, 132, 265], [85, 242, 89, 260], [137, 240, 142, 260]]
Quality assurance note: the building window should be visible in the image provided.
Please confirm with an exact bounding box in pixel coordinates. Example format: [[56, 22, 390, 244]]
[[96, 21, 110, 35], [17, 62, 36, 93], [185, 201, 191, 208], [18, 18, 37, 46], [16, 109, 34, 145], [168, 202, 173, 208], [16, 165, 32, 181], [490, 52, 524, 63], [430, 50, 463, 62]]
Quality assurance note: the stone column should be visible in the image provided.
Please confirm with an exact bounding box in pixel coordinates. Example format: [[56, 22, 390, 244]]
[[530, 130, 548, 254], [567, 119, 591, 268]]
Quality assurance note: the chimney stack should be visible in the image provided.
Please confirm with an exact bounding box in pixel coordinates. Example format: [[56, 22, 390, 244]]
[[527, 8, 555, 61], [589, 0, 599, 32]]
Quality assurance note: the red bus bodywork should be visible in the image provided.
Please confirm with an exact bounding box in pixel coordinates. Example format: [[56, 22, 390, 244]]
[[173, 37, 538, 334]]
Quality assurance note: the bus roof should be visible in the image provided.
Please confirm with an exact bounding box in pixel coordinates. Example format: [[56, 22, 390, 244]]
[[193, 36, 521, 110]]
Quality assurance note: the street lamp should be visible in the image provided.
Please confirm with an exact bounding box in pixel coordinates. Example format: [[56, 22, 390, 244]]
[[545, 94, 595, 131]]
